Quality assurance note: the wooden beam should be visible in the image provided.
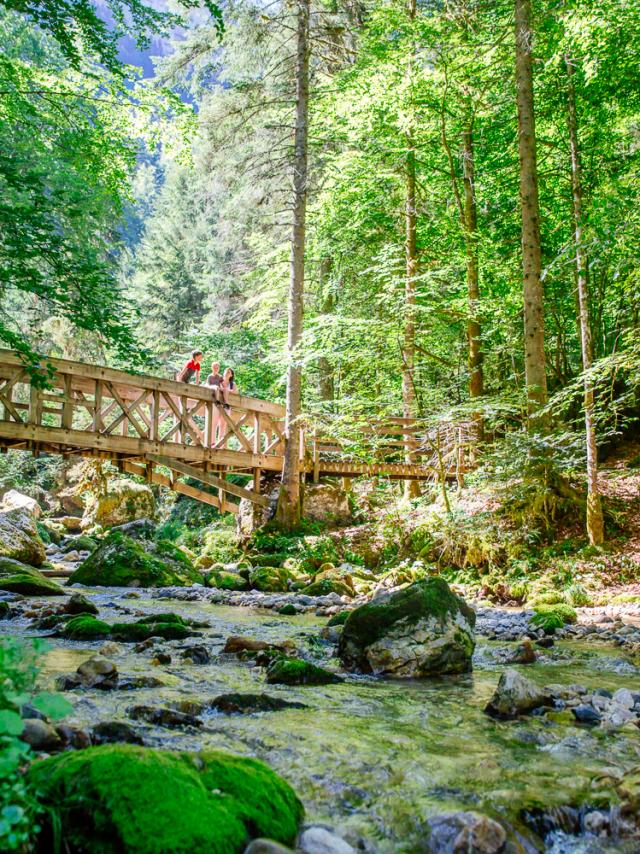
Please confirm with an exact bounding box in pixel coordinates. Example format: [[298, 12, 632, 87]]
[[146, 453, 269, 507], [123, 461, 238, 514]]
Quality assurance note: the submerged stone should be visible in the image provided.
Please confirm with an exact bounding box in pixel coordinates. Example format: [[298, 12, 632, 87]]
[[91, 721, 144, 746], [485, 669, 551, 718], [338, 578, 476, 677], [128, 705, 202, 728], [28, 744, 304, 852], [210, 693, 307, 714], [60, 615, 112, 640], [426, 811, 507, 854], [68, 530, 202, 588], [64, 592, 99, 615], [265, 657, 343, 686]]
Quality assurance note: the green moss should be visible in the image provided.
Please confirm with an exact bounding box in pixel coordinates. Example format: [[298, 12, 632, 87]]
[[209, 571, 249, 591], [36, 522, 51, 544], [249, 566, 293, 593], [531, 603, 577, 631], [28, 744, 303, 853], [69, 530, 202, 588], [136, 613, 188, 627], [266, 657, 343, 686], [0, 571, 64, 596], [60, 535, 97, 553], [247, 552, 289, 568], [301, 579, 353, 597], [277, 604, 297, 616], [340, 577, 475, 652], [61, 615, 112, 640], [327, 610, 351, 627], [110, 621, 193, 642]]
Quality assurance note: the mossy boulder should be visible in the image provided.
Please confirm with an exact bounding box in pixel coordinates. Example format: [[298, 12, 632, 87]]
[[61, 615, 112, 640], [327, 610, 352, 627], [110, 619, 194, 643], [249, 566, 293, 593], [209, 570, 250, 591], [81, 478, 156, 530], [265, 657, 344, 686], [338, 577, 476, 677], [68, 530, 202, 588], [0, 508, 46, 566], [531, 603, 577, 632], [28, 744, 303, 853], [301, 579, 353, 598], [0, 558, 64, 596], [60, 535, 97, 554]]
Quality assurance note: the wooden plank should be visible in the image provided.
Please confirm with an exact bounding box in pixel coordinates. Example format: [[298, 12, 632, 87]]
[[146, 453, 270, 507], [215, 407, 253, 454], [159, 392, 202, 446], [123, 461, 238, 514], [0, 420, 284, 471]]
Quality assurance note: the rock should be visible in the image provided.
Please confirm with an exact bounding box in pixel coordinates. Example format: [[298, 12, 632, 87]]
[[60, 615, 112, 640], [1, 490, 42, 517], [69, 529, 202, 588], [110, 614, 196, 642], [301, 579, 354, 598], [613, 688, 635, 709], [59, 515, 84, 531], [128, 705, 202, 728], [485, 669, 551, 718], [21, 702, 46, 721], [27, 744, 304, 851], [265, 657, 343, 686], [76, 656, 119, 689], [98, 641, 123, 656], [152, 652, 172, 665], [338, 578, 476, 677], [208, 570, 250, 591], [278, 603, 297, 616], [535, 637, 554, 649], [249, 566, 293, 593], [81, 478, 155, 530], [224, 636, 271, 654], [21, 718, 63, 752], [302, 482, 353, 528], [572, 705, 602, 725], [60, 535, 97, 554], [0, 507, 47, 565], [506, 639, 536, 664], [91, 721, 144, 745], [244, 840, 294, 854], [0, 559, 65, 596], [298, 826, 356, 854], [0, 600, 11, 619], [55, 724, 92, 750], [426, 811, 507, 854], [210, 693, 307, 714], [64, 592, 99, 616], [181, 645, 210, 664]]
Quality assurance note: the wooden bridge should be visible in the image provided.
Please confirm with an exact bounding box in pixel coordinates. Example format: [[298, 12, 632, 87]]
[[0, 351, 471, 513]]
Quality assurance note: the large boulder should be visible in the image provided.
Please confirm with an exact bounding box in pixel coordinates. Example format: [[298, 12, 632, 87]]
[[0, 557, 64, 596], [0, 508, 46, 566], [68, 530, 201, 588], [303, 482, 352, 528], [1, 490, 42, 518], [27, 744, 303, 853], [337, 578, 476, 677], [82, 478, 155, 530]]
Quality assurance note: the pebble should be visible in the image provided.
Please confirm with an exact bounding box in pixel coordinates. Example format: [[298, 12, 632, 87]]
[[298, 826, 356, 854]]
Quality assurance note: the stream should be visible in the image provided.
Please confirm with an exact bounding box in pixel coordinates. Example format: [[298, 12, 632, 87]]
[[5, 586, 640, 853]]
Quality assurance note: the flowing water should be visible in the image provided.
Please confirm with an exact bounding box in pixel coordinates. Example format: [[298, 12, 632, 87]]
[[5, 588, 640, 853]]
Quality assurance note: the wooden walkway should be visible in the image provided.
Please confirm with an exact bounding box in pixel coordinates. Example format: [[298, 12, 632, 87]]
[[0, 351, 460, 512]]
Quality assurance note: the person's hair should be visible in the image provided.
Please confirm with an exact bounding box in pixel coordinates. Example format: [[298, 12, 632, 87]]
[[211, 361, 220, 372], [224, 367, 234, 382], [192, 350, 203, 359]]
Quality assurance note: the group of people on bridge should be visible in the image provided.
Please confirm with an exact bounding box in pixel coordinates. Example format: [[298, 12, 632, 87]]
[[177, 350, 238, 445]]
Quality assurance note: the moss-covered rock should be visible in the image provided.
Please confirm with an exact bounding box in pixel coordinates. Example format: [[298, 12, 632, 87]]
[[249, 566, 293, 593], [208, 570, 250, 591], [68, 530, 202, 588], [110, 621, 194, 642], [327, 610, 352, 627], [265, 657, 344, 686], [28, 744, 303, 853], [60, 535, 97, 554], [301, 579, 353, 598], [338, 577, 476, 677], [0, 559, 64, 596], [277, 603, 297, 616], [531, 603, 577, 632], [0, 507, 46, 566], [81, 479, 156, 530], [61, 615, 112, 640]]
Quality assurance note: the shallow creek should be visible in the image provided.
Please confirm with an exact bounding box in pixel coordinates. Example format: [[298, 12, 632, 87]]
[[5, 588, 640, 853]]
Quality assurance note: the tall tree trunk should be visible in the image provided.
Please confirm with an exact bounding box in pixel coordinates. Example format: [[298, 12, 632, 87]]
[[276, 0, 310, 531], [462, 126, 483, 402], [566, 56, 604, 546], [402, 0, 420, 500], [318, 258, 335, 407], [514, 0, 547, 418]]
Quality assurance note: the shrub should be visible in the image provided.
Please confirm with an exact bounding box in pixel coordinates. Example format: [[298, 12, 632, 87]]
[[531, 603, 577, 632]]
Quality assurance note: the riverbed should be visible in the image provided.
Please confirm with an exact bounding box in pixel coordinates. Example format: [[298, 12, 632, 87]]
[[5, 587, 640, 853]]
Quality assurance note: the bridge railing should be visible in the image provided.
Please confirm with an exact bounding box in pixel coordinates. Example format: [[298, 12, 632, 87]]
[[0, 350, 289, 472]]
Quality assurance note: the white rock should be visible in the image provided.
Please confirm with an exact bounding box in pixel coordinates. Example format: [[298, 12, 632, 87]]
[[298, 827, 356, 854], [613, 688, 635, 709], [1, 490, 41, 517]]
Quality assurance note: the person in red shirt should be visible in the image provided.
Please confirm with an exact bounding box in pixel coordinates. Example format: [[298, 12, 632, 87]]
[[176, 350, 203, 384]]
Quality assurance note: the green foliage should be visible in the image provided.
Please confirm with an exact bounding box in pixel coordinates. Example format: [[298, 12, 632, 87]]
[[0, 638, 71, 851], [531, 603, 578, 631]]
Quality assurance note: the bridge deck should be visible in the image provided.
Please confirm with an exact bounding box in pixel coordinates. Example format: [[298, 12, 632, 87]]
[[0, 351, 445, 510]]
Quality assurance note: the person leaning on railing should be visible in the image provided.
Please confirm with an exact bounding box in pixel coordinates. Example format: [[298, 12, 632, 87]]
[[176, 350, 203, 384]]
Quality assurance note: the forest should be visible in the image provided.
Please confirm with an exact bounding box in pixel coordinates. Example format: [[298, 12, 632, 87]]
[[1, 0, 640, 852]]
